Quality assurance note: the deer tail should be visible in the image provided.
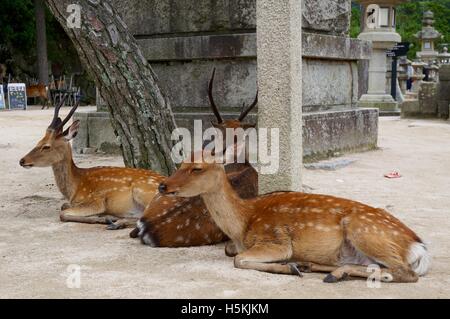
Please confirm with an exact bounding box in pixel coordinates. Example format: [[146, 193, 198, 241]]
[[407, 241, 431, 276]]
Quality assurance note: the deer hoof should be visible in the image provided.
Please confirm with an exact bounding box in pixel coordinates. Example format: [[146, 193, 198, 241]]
[[323, 272, 348, 283], [106, 222, 123, 230], [129, 227, 140, 238], [323, 274, 339, 283], [105, 217, 119, 224], [288, 263, 304, 277]]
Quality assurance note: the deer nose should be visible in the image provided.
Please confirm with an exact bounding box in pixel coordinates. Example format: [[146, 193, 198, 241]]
[[19, 158, 25, 167], [158, 183, 167, 194]]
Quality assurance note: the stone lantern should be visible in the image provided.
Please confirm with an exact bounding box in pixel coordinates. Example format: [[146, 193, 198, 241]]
[[410, 61, 426, 93], [356, 0, 408, 114], [423, 63, 439, 82], [415, 11, 442, 63], [438, 47, 450, 65]]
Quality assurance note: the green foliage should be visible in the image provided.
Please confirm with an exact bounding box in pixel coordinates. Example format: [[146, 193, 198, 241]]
[[0, 0, 35, 64], [351, 0, 450, 60], [0, 0, 80, 79], [350, 6, 362, 38]]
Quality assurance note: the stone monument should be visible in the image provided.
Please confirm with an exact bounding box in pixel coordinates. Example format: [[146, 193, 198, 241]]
[[356, 0, 407, 115]]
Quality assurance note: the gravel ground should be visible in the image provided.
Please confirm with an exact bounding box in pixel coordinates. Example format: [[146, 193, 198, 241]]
[[0, 107, 449, 298]]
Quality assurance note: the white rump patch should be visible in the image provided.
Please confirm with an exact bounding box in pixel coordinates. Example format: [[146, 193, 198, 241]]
[[142, 234, 156, 247], [407, 242, 431, 276], [137, 220, 145, 237]]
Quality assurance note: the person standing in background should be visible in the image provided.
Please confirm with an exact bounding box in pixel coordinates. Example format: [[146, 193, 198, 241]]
[[407, 63, 414, 92]]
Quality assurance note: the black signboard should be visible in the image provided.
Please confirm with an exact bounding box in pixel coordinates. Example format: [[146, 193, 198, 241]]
[[386, 42, 410, 57], [387, 43, 410, 100], [7, 83, 27, 110]]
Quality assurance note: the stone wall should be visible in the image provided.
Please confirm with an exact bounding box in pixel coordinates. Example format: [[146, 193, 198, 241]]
[[75, 0, 378, 161], [402, 82, 438, 118], [438, 65, 450, 119]]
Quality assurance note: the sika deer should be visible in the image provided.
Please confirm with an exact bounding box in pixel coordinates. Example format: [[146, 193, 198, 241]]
[[159, 148, 431, 283], [133, 68, 259, 247], [19, 98, 164, 229], [26, 84, 49, 109]]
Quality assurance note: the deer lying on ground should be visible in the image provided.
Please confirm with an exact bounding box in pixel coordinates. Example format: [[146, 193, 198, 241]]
[[26, 84, 49, 109], [159, 146, 431, 283], [133, 68, 259, 247], [19, 98, 164, 229]]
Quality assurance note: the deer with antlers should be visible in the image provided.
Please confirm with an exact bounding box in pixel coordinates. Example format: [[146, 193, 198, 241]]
[[158, 142, 431, 282], [19, 97, 164, 229], [133, 68, 259, 247]]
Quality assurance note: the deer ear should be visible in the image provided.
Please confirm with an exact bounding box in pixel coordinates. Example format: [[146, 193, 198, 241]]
[[63, 120, 80, 141]]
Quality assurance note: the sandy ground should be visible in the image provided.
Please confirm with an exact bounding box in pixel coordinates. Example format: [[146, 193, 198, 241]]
[[0, 106, 449, 299]]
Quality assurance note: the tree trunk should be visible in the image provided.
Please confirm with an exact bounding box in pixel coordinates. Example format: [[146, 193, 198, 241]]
[[45, 0, 177, 175], [35, 0, 49, 85]]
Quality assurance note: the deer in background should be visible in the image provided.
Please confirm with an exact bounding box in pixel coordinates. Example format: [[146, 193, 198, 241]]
[[158, 145, 431, 283], [133, 68, 259, 247], [19, 97, 164, 229], [26, 84, 50, 109]]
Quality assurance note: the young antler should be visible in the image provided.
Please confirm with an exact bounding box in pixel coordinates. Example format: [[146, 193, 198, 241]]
[[20, 97, 164, 229], [158, 150, 431, 283]]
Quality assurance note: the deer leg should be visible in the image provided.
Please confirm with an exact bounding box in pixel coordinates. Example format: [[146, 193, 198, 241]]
[[234, 244, 296, 276], [323, 264, 418, 283], [106, 218, 139, 230], [40, 97, 47, 110], [324, 264, 371, 283], [292, 261, 338, 274], [60, 199, 109, 224]]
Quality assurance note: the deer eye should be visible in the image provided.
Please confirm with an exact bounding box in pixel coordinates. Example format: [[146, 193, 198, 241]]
[[42, 145, 51, 151], [192, 167, 203, 173]]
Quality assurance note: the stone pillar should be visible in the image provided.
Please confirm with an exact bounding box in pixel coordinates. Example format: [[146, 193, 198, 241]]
[[257, 0, 302, 193], [438, 65, 450, 119]]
